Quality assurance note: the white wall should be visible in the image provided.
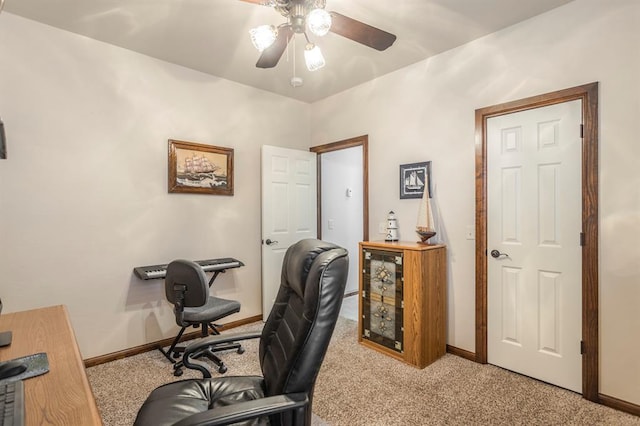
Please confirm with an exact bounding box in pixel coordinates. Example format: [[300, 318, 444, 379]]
[[0, 14, 311, 358], [311, 0, 640, 405], [320, 146, 363, 294]]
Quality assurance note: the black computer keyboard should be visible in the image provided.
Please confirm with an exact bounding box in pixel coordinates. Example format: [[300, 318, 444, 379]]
[[0, 379, 24, 426]]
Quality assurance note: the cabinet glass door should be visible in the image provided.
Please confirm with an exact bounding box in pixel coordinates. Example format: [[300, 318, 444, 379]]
[[361, 248, 404, 352]]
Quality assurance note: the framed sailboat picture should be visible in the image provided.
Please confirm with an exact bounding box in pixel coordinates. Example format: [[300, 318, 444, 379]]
[[168, 139, 234, 195], [399, 161, 431, 199]]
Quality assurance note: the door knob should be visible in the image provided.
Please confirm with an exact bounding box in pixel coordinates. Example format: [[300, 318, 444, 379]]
[[265, 239, 279, 246], [490, 249, 509, 259]]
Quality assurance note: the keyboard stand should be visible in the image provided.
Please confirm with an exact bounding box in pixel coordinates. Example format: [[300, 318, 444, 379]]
[[207, 270, 225, 288]]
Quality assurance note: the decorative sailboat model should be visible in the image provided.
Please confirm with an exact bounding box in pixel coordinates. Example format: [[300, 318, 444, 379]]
[[416, 177, 436, 244]]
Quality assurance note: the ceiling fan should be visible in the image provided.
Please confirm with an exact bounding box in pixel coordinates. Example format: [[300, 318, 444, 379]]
[[240, 0, 397, 71]]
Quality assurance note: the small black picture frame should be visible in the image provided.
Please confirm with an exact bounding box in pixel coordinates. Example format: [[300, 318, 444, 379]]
[[399, 161, 432, 199]]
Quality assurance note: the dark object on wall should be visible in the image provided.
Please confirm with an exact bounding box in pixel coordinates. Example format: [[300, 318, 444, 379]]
[[0, 117, 6, 159], [400, 161, 432, 199]]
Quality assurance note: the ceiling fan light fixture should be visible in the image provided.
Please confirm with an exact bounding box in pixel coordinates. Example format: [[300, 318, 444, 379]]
[[304, 43, 325, 71], [307, 9, 332, 37], [249, 25, 278, 52]]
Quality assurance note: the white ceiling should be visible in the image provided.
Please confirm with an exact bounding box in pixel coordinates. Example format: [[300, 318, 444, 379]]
[[3, 0, 574, 103]]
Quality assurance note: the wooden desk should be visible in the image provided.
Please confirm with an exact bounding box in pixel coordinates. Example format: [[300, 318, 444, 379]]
[[0, 305, 102, 425]]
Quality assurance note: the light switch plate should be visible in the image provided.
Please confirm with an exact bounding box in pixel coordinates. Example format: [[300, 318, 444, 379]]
[[465, 225, 475, 240]]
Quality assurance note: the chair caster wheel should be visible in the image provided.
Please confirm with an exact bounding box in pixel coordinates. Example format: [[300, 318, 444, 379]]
[[173, 368, 183, 377], [172, 353, 181, 359], [237, 347, 245, 354], [218, 365, 227, 374]]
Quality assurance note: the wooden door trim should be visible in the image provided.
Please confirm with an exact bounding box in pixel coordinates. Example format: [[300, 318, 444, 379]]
[[475, 83, 599, 401], [310, 135, 369, 241]]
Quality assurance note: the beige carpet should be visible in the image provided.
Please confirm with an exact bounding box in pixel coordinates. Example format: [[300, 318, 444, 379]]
[[87, 318, 640, 425]]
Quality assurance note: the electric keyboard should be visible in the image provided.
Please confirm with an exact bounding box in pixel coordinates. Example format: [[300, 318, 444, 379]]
[[0, 379, 24, 426], [134, 257, 244, 280]]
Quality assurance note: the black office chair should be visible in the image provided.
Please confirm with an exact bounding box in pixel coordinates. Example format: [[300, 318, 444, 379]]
[[159, 259, 243, 376], [135, 239, 349, 426]]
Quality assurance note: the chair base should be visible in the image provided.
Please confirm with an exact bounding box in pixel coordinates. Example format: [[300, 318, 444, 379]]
[[158, 322, 244, 376]]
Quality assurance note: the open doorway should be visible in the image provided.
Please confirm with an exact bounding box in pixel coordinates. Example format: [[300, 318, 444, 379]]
[[311, 135, 369, 318]]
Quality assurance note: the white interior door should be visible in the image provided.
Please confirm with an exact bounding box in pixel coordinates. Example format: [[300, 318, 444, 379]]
[[261, 145, 317, 321], [487, 100, 582, 392]]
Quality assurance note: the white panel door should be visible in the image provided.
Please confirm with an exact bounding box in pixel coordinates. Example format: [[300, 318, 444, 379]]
[[487, 100, 582, 392], [261, 145, 317, 321]]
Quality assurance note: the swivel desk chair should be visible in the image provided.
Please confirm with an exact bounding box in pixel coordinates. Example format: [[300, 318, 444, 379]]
[[135, 239, 348, 426], [159, 259, 243, 376]]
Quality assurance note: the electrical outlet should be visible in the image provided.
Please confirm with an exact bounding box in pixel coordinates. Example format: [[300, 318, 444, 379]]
[[328, 219, 334, 230]]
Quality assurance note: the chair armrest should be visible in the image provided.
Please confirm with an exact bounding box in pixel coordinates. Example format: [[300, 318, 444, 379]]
[[182, 331, 262, 377], [173, 393, 309, 426]]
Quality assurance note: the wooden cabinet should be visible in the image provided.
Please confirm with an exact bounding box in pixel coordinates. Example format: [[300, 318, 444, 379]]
[[358, 241, 446, 368]]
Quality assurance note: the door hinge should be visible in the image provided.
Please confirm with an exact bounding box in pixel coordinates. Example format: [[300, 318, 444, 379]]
[[580, 340, 586, 355], [580, 124, 584, 138], [580, 232, 585, 246]]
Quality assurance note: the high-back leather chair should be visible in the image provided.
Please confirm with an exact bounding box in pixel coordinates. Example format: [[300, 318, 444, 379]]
[[159, 259, 243, 376], [134, 239, 349, 426]]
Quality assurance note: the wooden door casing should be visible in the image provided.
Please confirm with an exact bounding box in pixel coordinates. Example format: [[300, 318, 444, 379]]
[[475, 82, 599, 401]]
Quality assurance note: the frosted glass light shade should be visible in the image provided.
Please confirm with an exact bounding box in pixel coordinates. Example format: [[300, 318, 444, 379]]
[[307, 9, 332, 36], [249, 25, 278, 52], [304, 43, 325, 71]]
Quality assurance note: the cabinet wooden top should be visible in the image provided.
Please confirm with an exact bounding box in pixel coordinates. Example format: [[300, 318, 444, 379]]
[[360, 241, 446, 251]]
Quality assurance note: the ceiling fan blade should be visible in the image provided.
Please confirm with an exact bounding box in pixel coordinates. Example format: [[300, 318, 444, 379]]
[[329, 12, 396, 51], [256, 26, 293, 69]]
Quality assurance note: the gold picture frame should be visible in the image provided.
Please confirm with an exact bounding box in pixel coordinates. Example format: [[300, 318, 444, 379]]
[[168, 139, 234, 195]]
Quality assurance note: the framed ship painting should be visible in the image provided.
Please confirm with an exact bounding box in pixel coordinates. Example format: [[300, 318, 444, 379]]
[[399, 161, 431, 199], [168, 139, 234, 195]]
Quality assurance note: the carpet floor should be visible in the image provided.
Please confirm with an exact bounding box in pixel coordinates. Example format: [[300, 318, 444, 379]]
[[87, 318, 640, 425]]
